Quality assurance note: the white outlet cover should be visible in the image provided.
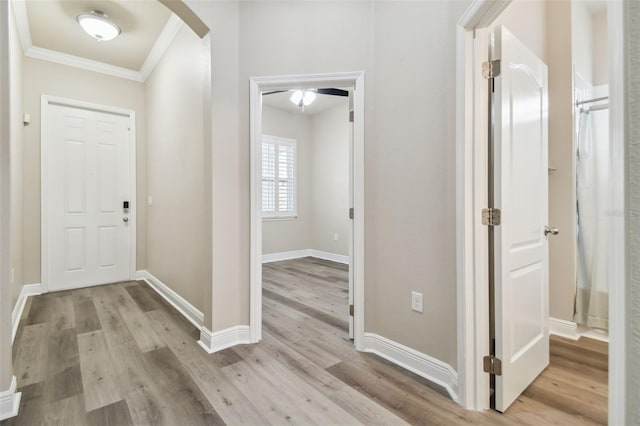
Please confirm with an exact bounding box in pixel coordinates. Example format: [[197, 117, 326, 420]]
[[411, 291, 424, 313]]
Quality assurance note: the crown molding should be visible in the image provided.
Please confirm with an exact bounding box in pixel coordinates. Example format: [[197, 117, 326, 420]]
[[10, 0, 182, 83], [26, 46, 145, 82], [139, 14, 183, 80]]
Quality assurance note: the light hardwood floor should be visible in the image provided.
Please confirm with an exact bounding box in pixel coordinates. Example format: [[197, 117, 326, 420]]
[[3, 257, 607, 425]]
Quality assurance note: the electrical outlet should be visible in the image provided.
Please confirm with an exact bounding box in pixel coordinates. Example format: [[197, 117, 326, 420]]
[[411, 291, 423, 313], [334, 233, 339, 241]]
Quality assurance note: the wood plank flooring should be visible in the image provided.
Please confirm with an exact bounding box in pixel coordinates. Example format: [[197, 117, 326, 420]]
[[3, 257, 607, 425]]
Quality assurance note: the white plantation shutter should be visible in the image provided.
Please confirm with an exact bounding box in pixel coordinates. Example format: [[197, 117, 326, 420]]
[[262, 135, 297, 218]]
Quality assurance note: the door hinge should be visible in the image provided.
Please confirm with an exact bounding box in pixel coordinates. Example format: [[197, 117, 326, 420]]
[[482, 59, 501, 79], [349, 304, 354, 316], [483, 355, 502, 376], [482, 208, 501, 226], [349, 110, 354, 123], [349, 207, 354, 219]]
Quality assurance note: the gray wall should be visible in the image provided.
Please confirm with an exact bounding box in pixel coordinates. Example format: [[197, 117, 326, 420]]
[[9, 5, 23, 307], [145, 25, 207, 312], [262, 106, 313, 255], [22, 58, 147, 285], [262, 103, 350, 257], [310, 103, 350, 256], [186, 0, 471, 366], [1, 0, 13, 393]]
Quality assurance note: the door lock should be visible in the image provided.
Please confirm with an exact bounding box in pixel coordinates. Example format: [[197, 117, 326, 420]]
[[544, 226, 559, 236], [123, 217, 129, 223]]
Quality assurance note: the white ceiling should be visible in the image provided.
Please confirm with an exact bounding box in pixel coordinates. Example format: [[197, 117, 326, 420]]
[[25, 0, 171, 70], [262, 90, 349, 116]]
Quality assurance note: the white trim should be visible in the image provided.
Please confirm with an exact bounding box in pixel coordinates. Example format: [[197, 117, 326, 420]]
[[548, 318, 610, 343], [41, 95, 137, 292], [136, 270, 203, 330], [9, 0, 30, 55], [249, 72, 365, 350], [10, 1, 183, 83], [139, 14, 184, 80], [197, 326, 251, 354], [548, 318, 579, 340], [262, 249, 349, 265], [607, 1, 626, 425], [456, 0, 512, 410], [26, 47, 144, 82], [363, 333, 459, 403], [262, 249, 310, 263], [11, 283, 43, 342], [0, 376, 21, 421]]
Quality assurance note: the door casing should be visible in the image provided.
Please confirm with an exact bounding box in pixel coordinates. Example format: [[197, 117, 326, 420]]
[[41, 95, 137, 292], [455, 1, 626, 423], [248, 72, 365, 350]]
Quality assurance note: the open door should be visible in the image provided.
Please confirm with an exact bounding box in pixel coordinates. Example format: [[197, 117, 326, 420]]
[[490, 26, 550, 412]]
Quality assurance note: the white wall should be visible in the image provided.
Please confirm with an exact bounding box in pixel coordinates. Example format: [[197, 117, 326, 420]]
[[310, 103, 350, 256], [262, 106, 312, 254], [145, 25, 207, 311], [592, 11, 608, 86], [9, 5, 23, 307], [22, 58, 147, 285]]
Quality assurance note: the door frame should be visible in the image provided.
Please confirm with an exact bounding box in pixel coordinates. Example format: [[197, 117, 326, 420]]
[[248, 71, 365, 350], [41, 95, 137, 292], [455, 0, 626, 421]]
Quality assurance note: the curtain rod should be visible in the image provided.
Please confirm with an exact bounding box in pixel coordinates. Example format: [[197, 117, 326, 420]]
[[576, 96, 609, 107]]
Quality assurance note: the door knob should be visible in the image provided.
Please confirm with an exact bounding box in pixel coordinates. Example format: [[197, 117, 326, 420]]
[[544, 226, 559, 236], [123, 217, 129, 223]]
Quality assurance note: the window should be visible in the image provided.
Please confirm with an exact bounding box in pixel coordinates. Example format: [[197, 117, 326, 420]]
[[262, 135, 297, 218]]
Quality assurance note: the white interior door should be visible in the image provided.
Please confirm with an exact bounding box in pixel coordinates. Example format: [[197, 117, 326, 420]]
[[47, 103, 132, 291], [492, 26, 549, 412]]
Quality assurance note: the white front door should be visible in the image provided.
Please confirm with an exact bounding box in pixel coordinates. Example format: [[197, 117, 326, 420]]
[[46, 102, 133, 291], [492, 26, 549, 412]]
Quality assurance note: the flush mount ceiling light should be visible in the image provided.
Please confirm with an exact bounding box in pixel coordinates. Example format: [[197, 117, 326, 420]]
[[77, 10, 121, 42], [290, 90, 316, 109]]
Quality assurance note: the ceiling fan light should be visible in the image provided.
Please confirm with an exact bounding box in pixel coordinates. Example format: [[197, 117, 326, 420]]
[[302, 91, 316, 106], [290, 90, 304, 106], [77, 11, 121, 42]]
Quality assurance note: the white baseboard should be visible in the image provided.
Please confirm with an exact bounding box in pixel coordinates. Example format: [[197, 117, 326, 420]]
[[198, 325, 251, 354], [362, 333, 459, 403], [136, 270, 204, 330], [11, 283, 43, 342], [308, 250, 349, 264], [0, 376, 21, 421], [262, 249, 311, 263], [262, 249, 349, 265], [549, 318, 579, 340], [549, 317, 609, 342]]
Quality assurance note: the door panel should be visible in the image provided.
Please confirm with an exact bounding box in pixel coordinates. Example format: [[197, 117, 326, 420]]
[[492, 26, 549, 412], [48, 104, 131, 290]]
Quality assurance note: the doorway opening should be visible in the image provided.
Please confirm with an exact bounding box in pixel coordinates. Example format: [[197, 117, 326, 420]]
[[249, 72, 365, 350], [456, 0, 623, 423]]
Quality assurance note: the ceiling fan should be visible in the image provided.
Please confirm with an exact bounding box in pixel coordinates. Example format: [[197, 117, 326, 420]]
[[263, 88, 349, 109]]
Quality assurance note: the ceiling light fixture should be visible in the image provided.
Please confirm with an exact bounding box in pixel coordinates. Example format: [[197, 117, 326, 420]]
[[290, 90, 316, 110], [77, 10, 121, 42]]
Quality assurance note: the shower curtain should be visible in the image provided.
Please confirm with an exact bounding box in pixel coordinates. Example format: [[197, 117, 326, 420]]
[[575, 104, 610, 330]]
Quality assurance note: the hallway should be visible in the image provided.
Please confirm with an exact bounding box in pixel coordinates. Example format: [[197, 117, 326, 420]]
[[3, 258, 606, 425]]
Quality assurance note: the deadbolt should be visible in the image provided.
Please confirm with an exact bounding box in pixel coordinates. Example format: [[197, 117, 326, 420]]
[[544, 226, 559, 236]]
